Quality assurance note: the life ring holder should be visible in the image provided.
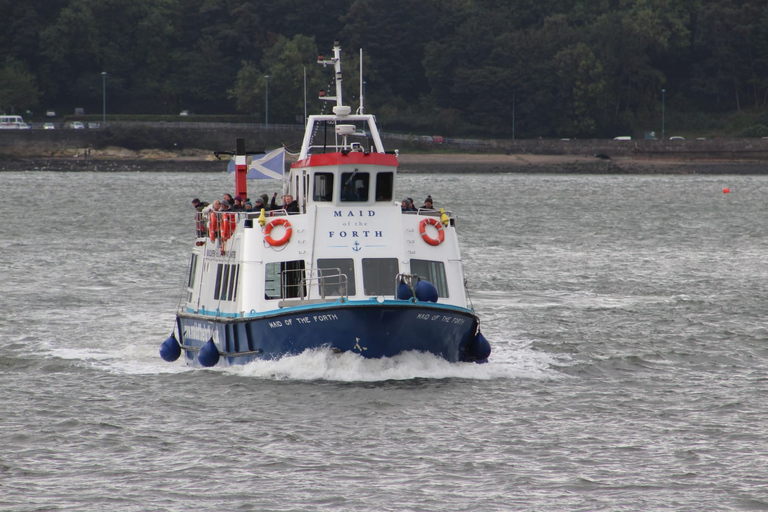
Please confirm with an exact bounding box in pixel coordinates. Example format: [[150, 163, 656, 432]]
[[264, 217, 292, 246], [419, 217, 445, 246]]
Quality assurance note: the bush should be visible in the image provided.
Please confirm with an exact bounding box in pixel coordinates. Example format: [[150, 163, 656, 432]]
[[738, 124, 768, 138]]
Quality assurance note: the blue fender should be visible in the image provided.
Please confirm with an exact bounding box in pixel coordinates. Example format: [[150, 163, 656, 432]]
[[414, 280, 438, 303], [197, 338, 220, 367], [159, 333, 181, 362], [396, 281, 413, 300]]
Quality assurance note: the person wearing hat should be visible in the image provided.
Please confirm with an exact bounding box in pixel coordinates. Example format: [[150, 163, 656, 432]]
[[401, 198, 414, 212], [252, 197, 266, 211], [420, 195, 435, 210]]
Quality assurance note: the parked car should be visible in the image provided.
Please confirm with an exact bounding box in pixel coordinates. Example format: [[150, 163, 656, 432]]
[[669, 136, 685, 140], [46, 110, 56, 117], [87, 122, 100, 129], [613, 136, 631, 141], [69, 121, 85, 129], [43, 123, 56, 130]]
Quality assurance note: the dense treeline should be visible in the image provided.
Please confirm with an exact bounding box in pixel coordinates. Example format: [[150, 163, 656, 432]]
[[1, 0, 768, 138]]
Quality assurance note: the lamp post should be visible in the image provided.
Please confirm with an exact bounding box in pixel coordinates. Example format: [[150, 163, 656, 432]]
[[661, 89, 666, 141], [102, 72, 107, 126], [264, 75, 270, 127], [512, 91, 516, 140]]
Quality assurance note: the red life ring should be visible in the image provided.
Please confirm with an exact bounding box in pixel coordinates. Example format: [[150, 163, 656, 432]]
[[419, 217, 445, 246], [264, 217, 292, 246], [208, 212, 219, 242]]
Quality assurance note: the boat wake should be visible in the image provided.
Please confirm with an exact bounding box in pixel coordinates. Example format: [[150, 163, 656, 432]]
[[222, 341, 561, 382], [33, 334, 560, 381]]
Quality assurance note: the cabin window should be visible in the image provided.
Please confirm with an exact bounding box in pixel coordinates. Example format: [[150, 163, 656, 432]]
[[410, 259, 449, 298], [340, 171, 369, 202], [313, 172, 334, 201], [362, 258, 399, 295], [317, 258, 356, 296], [214, 263, 240, 301], [265, 260, 306, 299], [375, 172, 394, 201], [187, 254, 198, 288]]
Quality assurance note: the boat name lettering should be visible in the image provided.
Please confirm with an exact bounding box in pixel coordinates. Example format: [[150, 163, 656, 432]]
[[268, 313, 340, 329], [187, 324, 214, 341], [416, 313, 466, 325], [333, 210, 376, 217], [206, 249, 236, 258], [328, 230, 383, 238]]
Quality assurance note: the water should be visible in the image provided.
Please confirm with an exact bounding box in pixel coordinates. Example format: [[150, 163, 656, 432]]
[[2, 170, 768, 511]]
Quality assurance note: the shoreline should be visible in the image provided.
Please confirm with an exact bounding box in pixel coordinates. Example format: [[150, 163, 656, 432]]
[[1, 153, 766, 174]]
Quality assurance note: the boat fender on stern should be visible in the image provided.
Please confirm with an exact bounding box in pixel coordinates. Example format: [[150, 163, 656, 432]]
[[419, 217, 445, 246], [264, 218, 292, 246]]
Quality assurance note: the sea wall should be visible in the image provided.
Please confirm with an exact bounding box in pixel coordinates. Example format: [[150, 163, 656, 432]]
[[2, 124, 768, 162]]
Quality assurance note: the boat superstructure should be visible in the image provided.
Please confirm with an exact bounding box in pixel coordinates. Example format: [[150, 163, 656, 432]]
[[160, 41, 490, 367]]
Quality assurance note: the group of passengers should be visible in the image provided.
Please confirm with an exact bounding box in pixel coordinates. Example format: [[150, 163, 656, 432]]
[[401, 195, 435, 212], [191, 193, 299, 214]]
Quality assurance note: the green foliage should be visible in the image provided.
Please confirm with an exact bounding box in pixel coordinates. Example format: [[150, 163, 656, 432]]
[[739, 124, 768, 138], [5, 0, 768, 138], [0, 58, 41, 113]]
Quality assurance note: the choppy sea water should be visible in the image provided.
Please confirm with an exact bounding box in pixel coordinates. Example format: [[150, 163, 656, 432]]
[[1, 169, 767, 511]]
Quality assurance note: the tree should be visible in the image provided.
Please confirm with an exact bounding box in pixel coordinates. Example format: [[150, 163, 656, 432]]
[[0, 58, 41, 114]]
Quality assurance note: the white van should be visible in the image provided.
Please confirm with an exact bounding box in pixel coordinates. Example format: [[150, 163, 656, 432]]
[[613, 136, 631, 141], [0, 115, 30, 129]]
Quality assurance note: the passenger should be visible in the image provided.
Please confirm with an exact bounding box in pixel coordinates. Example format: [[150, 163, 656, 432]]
[[420, 195, 435, 210], [191, 198, 210, 212], [270, 193, 279, 210], [231, 195, 245, 212], [211, 200, 222, 212], [407, 197, 415, 210], [401, 198, 415, 212], [282, 194, 299, 213], [261, 193, 270, 206], [243, 201, 254, 212], [223, 193, 235, 207], [253, 197, 267, 211]]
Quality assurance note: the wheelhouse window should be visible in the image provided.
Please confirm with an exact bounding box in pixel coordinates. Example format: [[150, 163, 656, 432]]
[[313, 172, 334, 201], [375, 172, 393, 201], [410, 259, 449, 298], [340, 171, 369, 202], [317, 258, 356, 296], [362, 258, 399, 296], [265, 260, 306, 300]]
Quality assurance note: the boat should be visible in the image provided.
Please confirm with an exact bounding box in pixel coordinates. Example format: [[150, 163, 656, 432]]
[[159, 41, 490, 367]]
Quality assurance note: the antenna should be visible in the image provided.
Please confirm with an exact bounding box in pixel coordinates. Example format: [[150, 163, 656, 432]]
[[358, 48, 364, 115]]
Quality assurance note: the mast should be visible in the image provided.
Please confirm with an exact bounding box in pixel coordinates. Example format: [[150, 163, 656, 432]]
[[234, 138, 248, 199]]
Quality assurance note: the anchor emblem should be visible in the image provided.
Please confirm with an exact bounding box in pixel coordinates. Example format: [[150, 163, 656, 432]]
[[352, 241, 361, 252]]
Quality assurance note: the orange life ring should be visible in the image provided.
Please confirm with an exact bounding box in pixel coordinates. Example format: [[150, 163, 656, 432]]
[[264, 217, 292, 246], [209, 212, 219, 242], [419, 217, 445, 246], [221, 213, 233, 240]]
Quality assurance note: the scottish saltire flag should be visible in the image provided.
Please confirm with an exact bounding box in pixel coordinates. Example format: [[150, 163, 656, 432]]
[[227, 148, 285, 179]]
